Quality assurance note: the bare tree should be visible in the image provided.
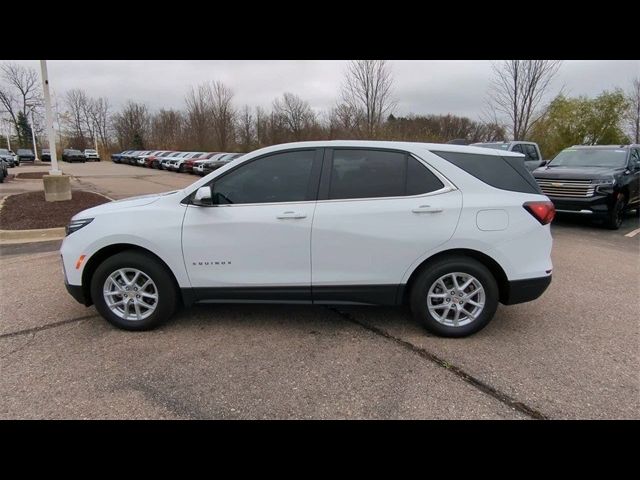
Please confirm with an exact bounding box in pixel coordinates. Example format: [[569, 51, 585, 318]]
[[273, 92, 316, 141], [112, 101, 151, 149], [151, 109, 184, 149], [209, 81, 236, 151], [89, 97, 112, 152], [184, 83, 213, 150], [328, 103, 360, 139], [487, 60, 562, 140], [627, 77, 640, 144], [0, 62, 42, 145], [341, 60, 396, 138], [64, 89, 90, 149], [237, 105, 255, 151]]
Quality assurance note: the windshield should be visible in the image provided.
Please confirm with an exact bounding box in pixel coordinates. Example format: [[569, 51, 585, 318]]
[[548, 148, 628, 168], [18, 149, 32, 154]]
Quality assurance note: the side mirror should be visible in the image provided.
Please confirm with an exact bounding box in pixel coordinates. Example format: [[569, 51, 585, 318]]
[[192, 186, 213, 206], [539, 160, 548, 167]]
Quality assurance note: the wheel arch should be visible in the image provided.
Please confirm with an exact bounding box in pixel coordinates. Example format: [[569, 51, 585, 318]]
[[81, 243, 181, 307], [400, 248, 510, 305]]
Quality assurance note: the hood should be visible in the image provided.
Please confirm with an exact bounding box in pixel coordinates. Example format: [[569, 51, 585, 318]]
[[72, 191, 178, 219], [532, 166, 623, 181]]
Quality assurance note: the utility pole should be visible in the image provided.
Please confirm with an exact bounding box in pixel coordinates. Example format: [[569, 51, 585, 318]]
[[40, 60, 61, 175], [3, 119, 10, 150], [28, 107, 40, 161]]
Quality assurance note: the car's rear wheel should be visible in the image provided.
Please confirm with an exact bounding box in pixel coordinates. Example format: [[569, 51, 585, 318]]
[[410, 256, 499, 337], [178, 164, 186, 173], [90, 250, 178, 331], [604, 193, 625, 230]]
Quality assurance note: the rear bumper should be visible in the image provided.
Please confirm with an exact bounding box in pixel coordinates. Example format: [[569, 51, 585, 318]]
[[502, 275, 552, 305]]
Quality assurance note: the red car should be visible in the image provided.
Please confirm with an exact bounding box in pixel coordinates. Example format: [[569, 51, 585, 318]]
[[182, 152, 221, 173], [145, 151, 177, 169]]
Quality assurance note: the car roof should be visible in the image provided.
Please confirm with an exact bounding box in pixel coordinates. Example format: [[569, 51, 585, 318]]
[[246, 140, 526, 158], [568, 144, 631, 149]]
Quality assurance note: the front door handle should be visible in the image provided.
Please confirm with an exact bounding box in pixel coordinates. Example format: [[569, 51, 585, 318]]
[[412, 205, 443, 214], [277, 211, 307, 219]]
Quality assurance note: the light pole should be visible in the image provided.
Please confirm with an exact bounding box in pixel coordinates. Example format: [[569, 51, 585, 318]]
[[2, 119, 10, 151], [26, 105, 40, 161], [40, 60, 61, 175]]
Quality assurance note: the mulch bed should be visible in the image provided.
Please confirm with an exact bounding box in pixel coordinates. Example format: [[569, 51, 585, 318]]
[[15, 172, 66, 180], [0, 190, 110, 230]]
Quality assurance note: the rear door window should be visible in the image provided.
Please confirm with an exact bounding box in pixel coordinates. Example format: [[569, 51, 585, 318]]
[[326, 149, 444, 200]]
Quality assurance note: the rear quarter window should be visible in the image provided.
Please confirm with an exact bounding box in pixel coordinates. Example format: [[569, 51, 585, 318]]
[[431, 150, 541, 194]]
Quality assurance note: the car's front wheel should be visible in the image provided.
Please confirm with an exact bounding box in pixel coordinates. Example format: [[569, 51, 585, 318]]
[[410, 256, 499, 337], [90, 250, 178, 331], [604, 193, 625, 230]]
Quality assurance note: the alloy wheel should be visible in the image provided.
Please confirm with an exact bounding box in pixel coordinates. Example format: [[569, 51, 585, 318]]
[[103, 268, 158, 321], [427, 272, 485, 327]]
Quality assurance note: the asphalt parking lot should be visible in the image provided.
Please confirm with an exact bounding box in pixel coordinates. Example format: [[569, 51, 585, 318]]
[[1, 161, 639, 419]]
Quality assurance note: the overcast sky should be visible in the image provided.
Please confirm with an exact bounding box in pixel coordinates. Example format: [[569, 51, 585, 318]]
[[6, 60, 640, 119]]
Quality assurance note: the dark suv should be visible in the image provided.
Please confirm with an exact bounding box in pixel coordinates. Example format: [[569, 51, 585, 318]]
[[533, 145, 640, 229], [16, 149, 35, 163], [62, 149, 86, 163]]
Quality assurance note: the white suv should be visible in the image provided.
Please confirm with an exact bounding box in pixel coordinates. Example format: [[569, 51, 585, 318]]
[[83, 149, 100, 161], [61, 141, 554, 337]]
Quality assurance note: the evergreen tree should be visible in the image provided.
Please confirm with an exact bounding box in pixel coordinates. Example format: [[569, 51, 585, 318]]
[[16, 111, 32, 148], [132, 133, 144, 150]]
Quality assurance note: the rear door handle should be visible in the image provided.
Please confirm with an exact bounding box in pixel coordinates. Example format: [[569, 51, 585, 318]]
[[412, 205, 443, 214], [277, 211, 307, 219]]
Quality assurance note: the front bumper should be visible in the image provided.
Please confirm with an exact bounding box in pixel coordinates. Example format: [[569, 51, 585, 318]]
[[65, 281, 90, 306], [547, 193, 614, 218], [502, 275, 552, 305]]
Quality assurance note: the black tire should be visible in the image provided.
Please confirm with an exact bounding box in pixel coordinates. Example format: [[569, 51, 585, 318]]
[[604, 193, 625, 230], [178, 164, 185, 173], [90, 250, 178, 331], [409, 256, 499, 338]]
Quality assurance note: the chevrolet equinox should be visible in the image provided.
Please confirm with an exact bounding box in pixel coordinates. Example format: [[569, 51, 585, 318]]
[[61, 141, 554, 337]]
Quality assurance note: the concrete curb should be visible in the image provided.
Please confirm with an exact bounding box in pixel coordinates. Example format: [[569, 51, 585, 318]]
[[0, 190, 114, 245], [0, 227, 66, 244]]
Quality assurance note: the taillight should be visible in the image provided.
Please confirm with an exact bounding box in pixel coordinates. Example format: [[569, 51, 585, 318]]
[[524, 201, 555, 225]]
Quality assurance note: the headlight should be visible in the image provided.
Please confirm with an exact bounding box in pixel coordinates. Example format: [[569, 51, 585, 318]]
[[595, 178, 615, 186], [66, 218, 94, 236], [595, 178, 616, 194]]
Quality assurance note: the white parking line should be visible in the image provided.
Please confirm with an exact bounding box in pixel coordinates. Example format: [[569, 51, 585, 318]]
[[625, 228, 640, 238]]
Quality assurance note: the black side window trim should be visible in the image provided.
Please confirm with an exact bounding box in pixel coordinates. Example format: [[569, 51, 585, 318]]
[[182, 147, 324, 205], [431, 150, 541, 195]]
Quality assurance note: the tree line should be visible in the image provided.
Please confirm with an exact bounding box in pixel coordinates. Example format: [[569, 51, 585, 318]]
[[1, 60, 638, 160]]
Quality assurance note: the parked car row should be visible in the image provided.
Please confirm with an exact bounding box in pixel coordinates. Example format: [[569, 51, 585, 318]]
[[0, 153, 9, 182], [0, 148, 19, 167], [110, 149, 245, 175], [59, 149, 101, 163]]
